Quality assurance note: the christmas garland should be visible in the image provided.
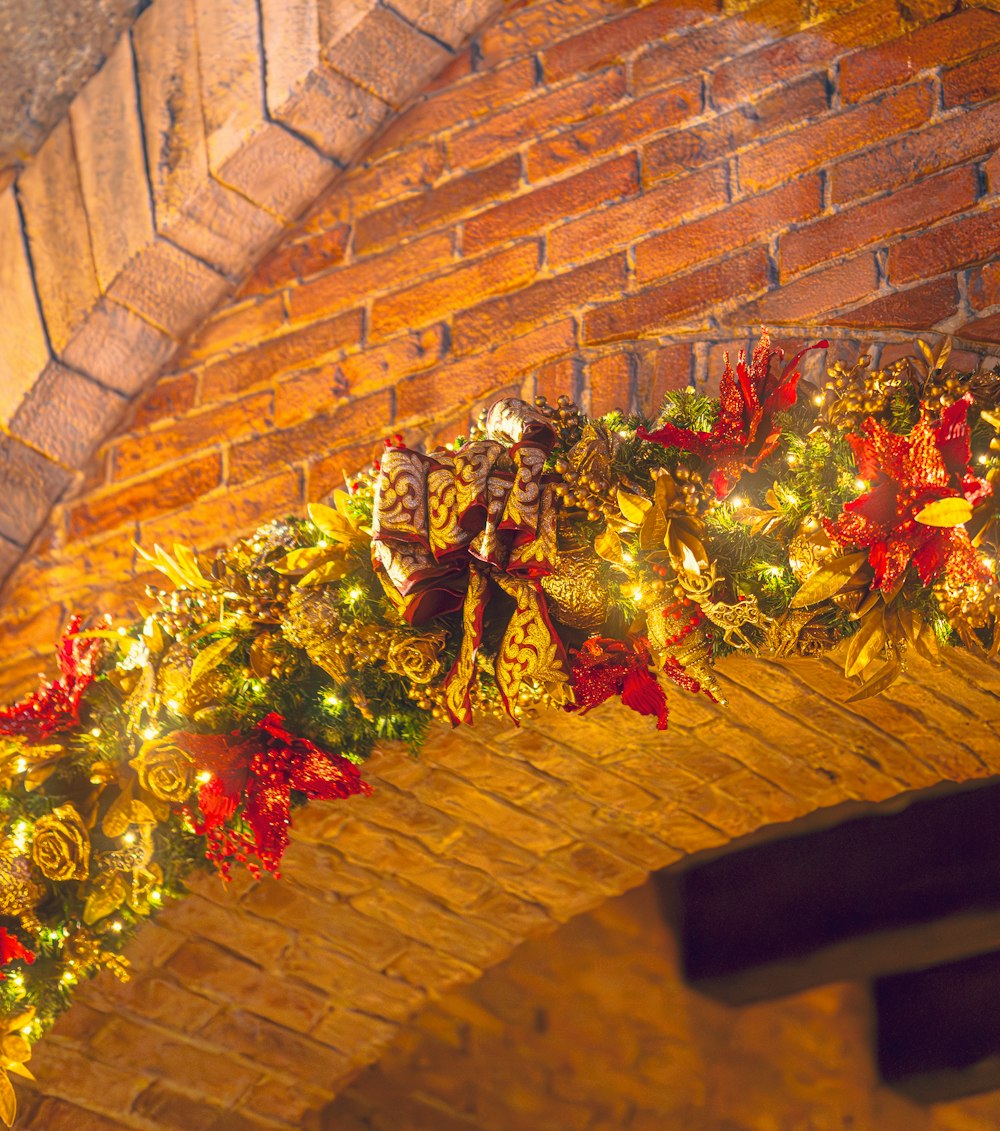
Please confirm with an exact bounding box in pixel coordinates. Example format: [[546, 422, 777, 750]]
[[0, 330, 998, 1122]]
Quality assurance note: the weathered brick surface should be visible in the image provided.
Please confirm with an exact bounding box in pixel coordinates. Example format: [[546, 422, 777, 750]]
[[3, 1, 1000, 1127], [327, 882, 1000, 1131]]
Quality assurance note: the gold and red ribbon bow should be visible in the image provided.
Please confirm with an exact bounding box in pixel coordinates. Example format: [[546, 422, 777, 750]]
[[372, 399, 570, 723]]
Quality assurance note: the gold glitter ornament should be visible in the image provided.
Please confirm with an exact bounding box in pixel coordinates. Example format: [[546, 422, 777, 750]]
[[646, 598, 723, 703], [0, 845, 42, 934], [541, 543, 610, 630], [280, 587, 348, 683]]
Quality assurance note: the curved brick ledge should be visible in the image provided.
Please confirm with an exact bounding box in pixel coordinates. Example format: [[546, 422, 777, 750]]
[[0, 0, 505, 589]]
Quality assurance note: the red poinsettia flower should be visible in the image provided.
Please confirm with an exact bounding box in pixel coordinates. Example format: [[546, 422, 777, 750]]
[[0, 929, 34, 979], [639, 329, 827, 498], [827, 395, 992, 592], [180, 713, 372, 879], [0, 615, 103, 742], [569, 637, 671, 729]]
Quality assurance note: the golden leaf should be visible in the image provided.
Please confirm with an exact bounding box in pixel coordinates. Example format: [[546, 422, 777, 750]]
[[0, 1071, 16, 1128], [189, 637, 238, 687], [308, 501, 357, 540], [789, 552, 869, 608], [915, 497, 973, 527], [273, 546, 332, 575], [249, 634, 275, 679], [639, 505, 667, 552], [83, 873, 128, 925], [844, 606, 887, 679], [102, 787, 156, 839], [298, 559, 352, 587], [846, 656, 903, 702], [142, 617, 165, 654], [617, 488, 652, 526], [594, 526, 625, 569]]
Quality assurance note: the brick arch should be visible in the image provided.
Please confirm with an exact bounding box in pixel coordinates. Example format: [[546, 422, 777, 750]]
[[4, 0, 1000, 1127], [0, 0, 510, 593]]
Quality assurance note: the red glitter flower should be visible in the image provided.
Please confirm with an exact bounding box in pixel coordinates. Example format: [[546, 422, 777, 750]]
[[0, 616, 103, 742], [639, 329, 827, 498], [569, 637, 670, 730], [827, 395, 992, 592], [0, 929, 34, 979], [180, 713, 372, 880]]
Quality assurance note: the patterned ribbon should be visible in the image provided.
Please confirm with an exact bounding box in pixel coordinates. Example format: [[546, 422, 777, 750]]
[[371, 399, 569, 723]]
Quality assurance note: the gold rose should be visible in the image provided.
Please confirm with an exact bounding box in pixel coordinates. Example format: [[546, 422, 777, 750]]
[[129, 735, 196, 805], [31, 806, 90, 882], [0, 1007, 35, 1128]]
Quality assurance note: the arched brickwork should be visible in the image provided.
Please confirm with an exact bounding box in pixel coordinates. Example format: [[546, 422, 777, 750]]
[[0, 0, 506, 591], [3, 0, 1000, 1127], [330, 882, 1000, 1130]]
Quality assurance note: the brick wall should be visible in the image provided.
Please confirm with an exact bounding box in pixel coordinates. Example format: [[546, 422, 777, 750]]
[[4, 0, 1000, 1126], [330, 881, 1000, 1131]]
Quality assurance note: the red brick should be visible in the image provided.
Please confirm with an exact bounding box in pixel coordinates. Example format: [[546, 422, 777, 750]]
[[396, 320, 576, 421], [636, 342, 692, 409], [636, 176, 821, 287], [588, 351, 634, 416], [91, 1017, 260, 1106], [958, 310, 1000, 345], [887, 207, 1000, 284], [780, 167, 979, 279], [229, 391, 393, 485], [111, 391, 274, 481], [139, 468, 301, 550], [535, 355, 582, 405], [540, 0, 715, 81], [453, 254, 627, 355], [200, 311, 364, 401], [478, 0, 647, 68], [371, 59, 538, 157], [275, 325, 445, 428], [971, 262, 1000, 311], [830, 101, 1000, 204], [840, 9, 1000, 103], [644, 75, 828, 187], [988, 152, 1000, 196], [129, 371, 198, 430], [369, 239, 542, 342], [738, 254, 880, 325], [830, 277, 960, 331], [448, 68, 628, 170], [464, 153, 639, 256], [943, 47, 1000, 108], [25, 1098, 135, 1131], [288, 231, 455, 327], [309, 438, 385, 500], [355, 156, 522, 257], [739, 82, 934, 195], [633, 15, 784, 94], [583, 247, 769, 345], [177, 295, 287, 365], [549, 163, 729, 269], [132, 1083, 272, 1131], [525, 78, 702, 182], [67, 453, 222, 539], [239, 225, 349, 297], [709, 0, 915, 108]]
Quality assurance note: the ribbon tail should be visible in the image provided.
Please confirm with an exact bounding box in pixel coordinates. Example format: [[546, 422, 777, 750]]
[[443, 566, 489, 725], [493, 577, 570, 724]]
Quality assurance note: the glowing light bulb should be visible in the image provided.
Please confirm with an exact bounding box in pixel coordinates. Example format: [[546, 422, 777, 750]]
[[165, 698, 180, 712], [630, 585, 644, 603], [767, 566, 784, 577], [196, 771, 213, 784], [122, 831, 136, 846], [730, 495, 744, 509], [142, 726, 158, 740], [854, 479, 868, 491], [14, 758, 26, 774], [346, 587, 363, 601], [150, 889, 162, 904], [812, 394, 824, 407], [90, 727, 102, 738], [111, 921, 123, 934], [117, 626, 127, 637], [979, 454, 989, 465]]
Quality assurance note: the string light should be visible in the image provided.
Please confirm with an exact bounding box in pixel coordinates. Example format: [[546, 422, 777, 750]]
[[854, 478, 868, 492], [196, 771, 213, 784], [142, 726, 158, 740], [14, 757, 26, 774], [90, 727, 101, 738], [149, 890, 162, 904], [122, 831, 136, 846], [111, 921, 123, 934]]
